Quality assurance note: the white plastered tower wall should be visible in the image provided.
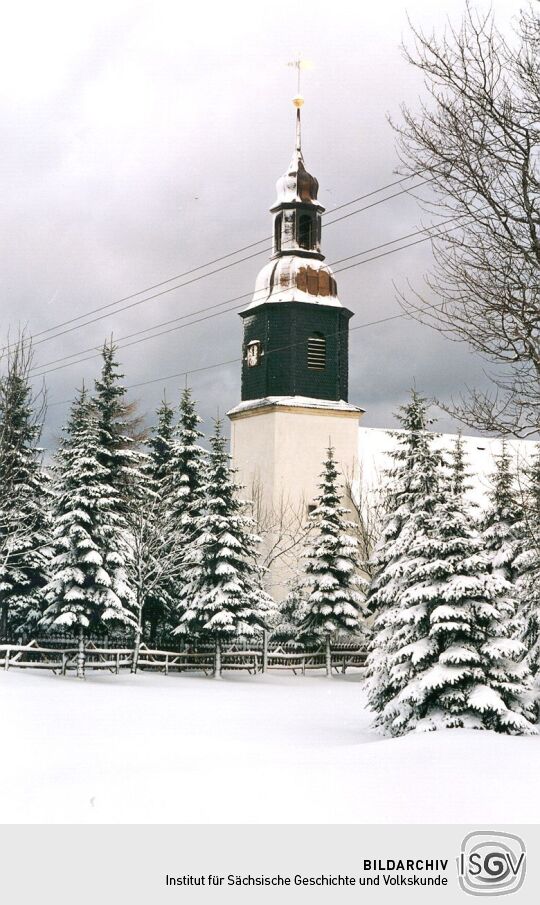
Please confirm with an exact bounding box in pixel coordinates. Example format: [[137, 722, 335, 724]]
[[229, 397, 364, 600]]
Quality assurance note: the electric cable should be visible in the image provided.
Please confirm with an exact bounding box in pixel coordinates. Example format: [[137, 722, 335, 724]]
[[32, 211, 466, 378]]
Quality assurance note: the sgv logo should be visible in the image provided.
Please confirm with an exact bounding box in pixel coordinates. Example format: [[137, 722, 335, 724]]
[[458, 831, 526, 896]]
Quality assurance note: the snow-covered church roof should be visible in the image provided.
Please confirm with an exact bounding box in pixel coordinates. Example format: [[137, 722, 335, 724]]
[[357, 426, 537, 510]]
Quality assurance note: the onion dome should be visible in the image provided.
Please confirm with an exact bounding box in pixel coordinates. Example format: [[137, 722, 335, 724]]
[[272, 106, 322, 209], [249, 255, 341, 309], [274, 148, 320, 207], [246, 100, 342, 310]]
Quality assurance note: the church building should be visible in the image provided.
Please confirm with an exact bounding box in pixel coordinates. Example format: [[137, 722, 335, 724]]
[[227, 95, 534, 598]]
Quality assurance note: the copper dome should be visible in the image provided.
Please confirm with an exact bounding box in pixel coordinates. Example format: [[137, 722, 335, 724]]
[[274, 150, 321, 207], [248, 255, 341, 309]]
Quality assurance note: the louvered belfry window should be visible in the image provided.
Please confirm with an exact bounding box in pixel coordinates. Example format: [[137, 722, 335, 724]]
[[307, 332, 326, 370]]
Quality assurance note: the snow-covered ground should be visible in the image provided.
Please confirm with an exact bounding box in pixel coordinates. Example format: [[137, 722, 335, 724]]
[[1, 669, 539, 824]]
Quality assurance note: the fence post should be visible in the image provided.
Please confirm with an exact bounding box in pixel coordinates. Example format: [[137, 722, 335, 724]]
[[262, 629, 268, 674], [165, 653, 169, 675], [116, 651, 120, 675], [4, 647, 9, 671]]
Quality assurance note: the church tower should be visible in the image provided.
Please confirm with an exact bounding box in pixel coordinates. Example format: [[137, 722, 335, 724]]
[[240, 103, 351, 403], [228, 93, 364, 597]]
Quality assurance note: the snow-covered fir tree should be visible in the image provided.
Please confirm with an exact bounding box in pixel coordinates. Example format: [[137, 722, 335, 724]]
[[366, 391, 441, 731], [123, 456, 186, 670], [270, 576, 311, 648], [143, 388, 208, 641], [133, 396, 178, 642], [164, 388, 208, 627], [515, 449, 540, 677], [0, 339, 51, 638], [147, 396, 176, 485], [430, 438, 534, 733], [450, 432, 468, 497], [167, 387, 207, 532], [365, 389, 439, 611], [300, 446, 367, 677], [482, 439, 523, 584], [173, 419, 270, 677], [367, 392, 535, 736], [92, 340, 144, 505], [42, 388, 137, 677]]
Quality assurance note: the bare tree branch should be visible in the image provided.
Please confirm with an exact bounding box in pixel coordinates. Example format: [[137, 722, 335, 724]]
[[394, 4, 540, 437]]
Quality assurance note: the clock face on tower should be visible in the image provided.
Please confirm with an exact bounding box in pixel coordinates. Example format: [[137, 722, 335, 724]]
[[246, 340, 262, 368]]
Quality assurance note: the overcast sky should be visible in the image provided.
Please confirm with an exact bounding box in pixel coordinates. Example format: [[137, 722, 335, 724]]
[[0, 0, 522, 449]]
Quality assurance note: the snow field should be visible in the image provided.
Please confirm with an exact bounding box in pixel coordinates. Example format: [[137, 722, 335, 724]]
[[1, 668, 539, 824]]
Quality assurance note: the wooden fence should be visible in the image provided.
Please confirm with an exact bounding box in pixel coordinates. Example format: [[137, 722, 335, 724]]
[[0, 640, 367, 676]]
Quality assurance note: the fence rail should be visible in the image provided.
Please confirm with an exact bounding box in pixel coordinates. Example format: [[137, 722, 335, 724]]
[[0, 640, 367, 676]]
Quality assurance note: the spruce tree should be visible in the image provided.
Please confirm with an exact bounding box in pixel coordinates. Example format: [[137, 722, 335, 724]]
[[515, 449, 540, 676], [482, 439, 523, 583], [450, 432, 468, 496], [147, 396, 176, 485], [0, 339, 51, 638], [271, 577, 311, 648], [300, 447, 367, 677], [422, 438, 534, 734], [139, 397, 178, 642], [366, 391, 443, 732], [367, 394, 535, 736], [173, 419, 270, 677], [164, 388, 208, 632], [144, 388, 207, 642], [92, 340, 144, 505], [123, 454, 185, 670], [167, 387, 207, 534], [42, 388, 137, 677]]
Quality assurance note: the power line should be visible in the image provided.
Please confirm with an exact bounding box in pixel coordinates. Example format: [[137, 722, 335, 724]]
[[120, 297, 447, 393], [31, 213, 461, 375], [30, 178, 429, 351], [25, 171, 424, 343], [49, 299, 446, 409], [28, 247, 268, 352], [29, 240, 272, 341], [45, 235, 462, 407], [31, 292, 254, 372], [32, 214, 467, 381], [11, 176, 432, 360], [33, 302, 248, 379]]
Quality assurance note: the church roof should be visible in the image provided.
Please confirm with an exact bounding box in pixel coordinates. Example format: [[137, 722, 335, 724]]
[[356, 426, 537, 510], [228, 395, 364, 418]]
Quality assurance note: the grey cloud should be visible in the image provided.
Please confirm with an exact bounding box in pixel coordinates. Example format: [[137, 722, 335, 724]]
[[0, 0, 519, 451]]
